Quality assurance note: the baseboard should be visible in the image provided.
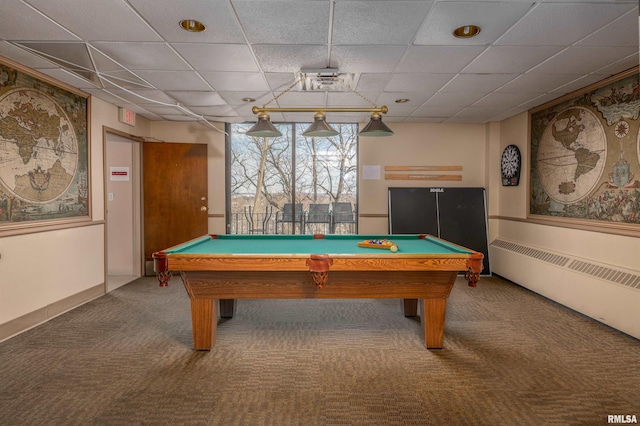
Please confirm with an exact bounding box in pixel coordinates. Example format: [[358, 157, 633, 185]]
[[0, 283, 105, 343]]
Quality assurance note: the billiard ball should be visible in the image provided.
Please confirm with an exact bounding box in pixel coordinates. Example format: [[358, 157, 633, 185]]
[[390, 245, 398, 253]]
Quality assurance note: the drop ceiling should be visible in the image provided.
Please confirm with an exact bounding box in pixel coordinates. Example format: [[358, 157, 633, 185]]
[[0, 0, 637, 126]]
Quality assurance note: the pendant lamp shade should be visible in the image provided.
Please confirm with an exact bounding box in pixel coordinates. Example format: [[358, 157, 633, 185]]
[[359, 113, 394, 137], [246, 113, 282, 138], [302, 112, 339, 137]]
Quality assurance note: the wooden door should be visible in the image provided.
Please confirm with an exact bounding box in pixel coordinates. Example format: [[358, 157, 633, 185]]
[[143, 142, 208, 266]]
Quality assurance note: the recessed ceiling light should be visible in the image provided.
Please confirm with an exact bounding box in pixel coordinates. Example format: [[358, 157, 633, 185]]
[[453, 25, 481, 38], [180, 20, 206, 32], [395, 99, 410, 103]]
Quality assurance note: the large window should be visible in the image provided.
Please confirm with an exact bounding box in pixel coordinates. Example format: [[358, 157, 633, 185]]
[[227, 122, 358, 234]]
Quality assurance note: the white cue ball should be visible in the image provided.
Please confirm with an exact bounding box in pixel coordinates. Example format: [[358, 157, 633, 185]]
[[390, 245, 398, 253]]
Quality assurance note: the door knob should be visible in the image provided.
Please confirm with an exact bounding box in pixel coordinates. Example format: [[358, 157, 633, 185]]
[[201, 206, 208, 212]]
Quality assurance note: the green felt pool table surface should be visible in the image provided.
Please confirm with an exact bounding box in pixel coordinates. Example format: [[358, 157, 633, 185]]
[[163, 234, 473, 256]]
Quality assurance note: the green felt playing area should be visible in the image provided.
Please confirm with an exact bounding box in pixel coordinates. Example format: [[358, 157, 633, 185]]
[[165, 234, 472, 256]]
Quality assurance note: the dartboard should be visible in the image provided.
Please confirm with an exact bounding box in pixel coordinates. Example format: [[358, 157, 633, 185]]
[[501, 144, 521, 186]]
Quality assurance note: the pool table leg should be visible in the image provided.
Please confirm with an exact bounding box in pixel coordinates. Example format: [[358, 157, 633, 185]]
[[422, 297, 447, 349], [219, 299, 236, 318], [403, 298, 418, 317], [190, 298, 216, 350]]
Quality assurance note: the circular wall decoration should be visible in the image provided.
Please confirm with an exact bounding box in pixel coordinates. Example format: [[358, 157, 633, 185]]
[[501, 144, 521, 186], [614, 120, 629, 138]]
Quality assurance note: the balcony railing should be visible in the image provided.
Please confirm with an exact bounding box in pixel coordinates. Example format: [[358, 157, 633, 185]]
[[230, 203, 356, 235]]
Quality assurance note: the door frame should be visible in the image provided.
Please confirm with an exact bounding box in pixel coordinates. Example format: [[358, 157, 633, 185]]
[[103, 126, 144, 291]]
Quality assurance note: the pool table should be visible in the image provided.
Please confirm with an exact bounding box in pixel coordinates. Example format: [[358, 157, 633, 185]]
[[153, 234, 483, 350]]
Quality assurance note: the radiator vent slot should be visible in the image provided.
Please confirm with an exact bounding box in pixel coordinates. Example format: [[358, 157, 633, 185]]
[[490, 239, 570, 266], [492, 239, 640, 290], [567, 260, 640, 289]]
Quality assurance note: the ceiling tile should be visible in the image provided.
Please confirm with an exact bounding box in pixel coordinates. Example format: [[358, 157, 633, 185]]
[[0, 42, 55, 69], [453, 105, 505, 119], [134, 71, 212, 91], [173, 44, 259, 72], [441, 74, 518, 93], [35, 68, 100, 90], [496, 73, 583, 94], [274, 91, 327, 108], [100, 70, 155, 89], [549, 73, 623, 96], [135, 104, 185, 116], [327, 92, 376, 108], [189, 105, 239, 118], [414, 1, 533, 46], [396, 46, 486, 73], [253, 45, 329, 73], [411, 105, 466, 118], [593, 55, 639, 76], [167, 91, 226, 107], [464, 46, 565, 74], [516, 93, 562, 110], [233, 1, 331, 44], [578, 8, 639, 47], [333, 1, 433, 45], [15, 42, 94, 71], [26, 0, 161, 42], [218, 91, 275, 107], [424, 91, 488, 107], [265, 73, 299, 91], [128, 0, 246, 43], [0, 1, 78, 41], [383, 104, 420, 118], [331, 45, 408, 73], [106, 88, 178, 105], [471, 92, 540, 109], [83, 88, 130, 106], [529, 46, 638, 75], [355, 74, 391, 92], [91, 42, 190, 70], [385, 73, 455, 94], [497, 2, 636, 46], [375, 92, 431, 107], [200, 71, 269, 91], [159, 114, 199, 121]]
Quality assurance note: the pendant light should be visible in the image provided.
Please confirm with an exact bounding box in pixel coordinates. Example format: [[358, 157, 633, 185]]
[[359, 112, 394, 137], [302, 112, 339, 137], [246, 112, 282, 138]]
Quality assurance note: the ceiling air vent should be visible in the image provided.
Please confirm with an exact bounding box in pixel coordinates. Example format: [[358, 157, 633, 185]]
[[297, 68, 358, 92]]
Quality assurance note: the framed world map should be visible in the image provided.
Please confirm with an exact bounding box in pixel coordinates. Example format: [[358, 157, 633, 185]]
[[0, 57, 90, 232], [529, 67, 640, 230]]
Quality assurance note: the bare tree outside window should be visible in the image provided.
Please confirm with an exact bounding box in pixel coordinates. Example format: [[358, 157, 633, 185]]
[[229, 122, 358, 234]]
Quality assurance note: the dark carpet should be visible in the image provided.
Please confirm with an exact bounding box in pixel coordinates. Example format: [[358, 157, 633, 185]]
[[0, 275, 638, 425]]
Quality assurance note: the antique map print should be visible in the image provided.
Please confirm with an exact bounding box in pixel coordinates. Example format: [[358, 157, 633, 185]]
[[0, 60, 88, 226], [530, 71, 640, 224]]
